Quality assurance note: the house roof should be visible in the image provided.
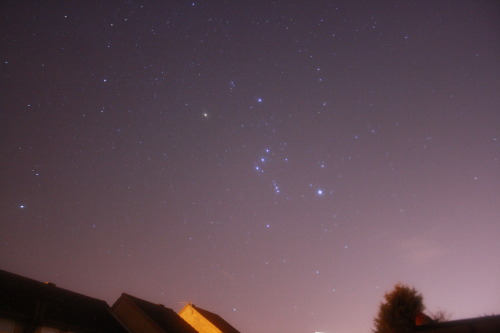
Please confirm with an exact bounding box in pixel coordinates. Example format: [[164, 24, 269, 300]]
[[414, 314, 500, 333], [0, 269, 129, 333], [113, 293, 198, 333], [189, 304, 240, 333]]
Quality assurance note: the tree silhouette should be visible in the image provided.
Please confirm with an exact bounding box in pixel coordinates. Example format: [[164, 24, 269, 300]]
[[373, 283, 425, 333], [430, 310, 450, 322]]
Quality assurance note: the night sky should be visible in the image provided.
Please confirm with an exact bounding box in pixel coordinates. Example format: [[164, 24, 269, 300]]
[[1, 1, 499, 333]]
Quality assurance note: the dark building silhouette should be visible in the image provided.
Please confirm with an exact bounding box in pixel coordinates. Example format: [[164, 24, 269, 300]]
[[0, 269, 130, 333], [112, 293, 197, 333], [414, 315, 500, 333]]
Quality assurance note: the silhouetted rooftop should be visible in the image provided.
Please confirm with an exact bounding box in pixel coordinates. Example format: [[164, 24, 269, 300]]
[[0, 269, 129, 333], [190, 304, 240, 333], [114, 293, 198, 333], [414, 314, 500, 333]]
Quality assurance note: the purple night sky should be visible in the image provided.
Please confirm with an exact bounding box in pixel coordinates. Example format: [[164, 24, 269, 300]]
[[1, 1, 499, 332]]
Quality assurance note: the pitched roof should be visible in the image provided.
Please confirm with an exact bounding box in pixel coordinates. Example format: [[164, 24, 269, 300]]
[[189, 304, 240, 333], [0, 269, 129, 333], [114, 293, 198, 333]]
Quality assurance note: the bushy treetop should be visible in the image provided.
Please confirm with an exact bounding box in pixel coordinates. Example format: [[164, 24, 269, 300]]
[[373, 283, 425, 333]]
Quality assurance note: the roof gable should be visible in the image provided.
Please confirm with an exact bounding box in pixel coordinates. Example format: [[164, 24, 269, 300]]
[[113, 293, 198, 333], [180, 304, 240, 333]]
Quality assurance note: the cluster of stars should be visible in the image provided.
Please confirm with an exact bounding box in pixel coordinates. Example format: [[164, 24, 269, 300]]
[[253, 148, 273, 174], [252, 146, 334, 198], [253, 147, 286, 195]]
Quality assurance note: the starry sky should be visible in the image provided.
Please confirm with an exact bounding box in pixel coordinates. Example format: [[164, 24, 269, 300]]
[[1, 1, 499, 333]]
